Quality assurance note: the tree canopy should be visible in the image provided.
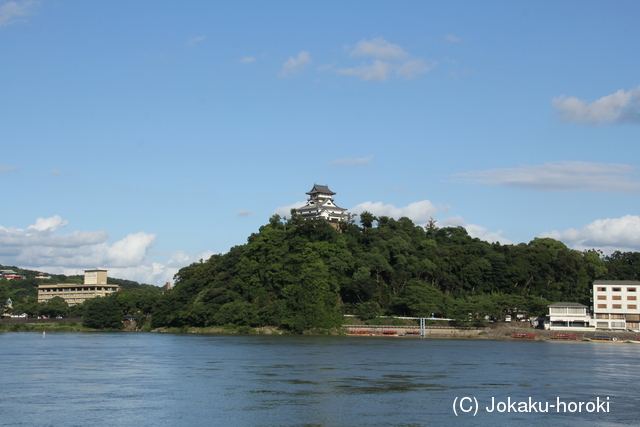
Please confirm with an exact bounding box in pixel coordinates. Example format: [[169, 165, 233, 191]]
[[148, 213, 639, 331]]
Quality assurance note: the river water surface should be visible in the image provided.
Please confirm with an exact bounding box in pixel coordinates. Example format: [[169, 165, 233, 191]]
[[1, 332, 638, 426]]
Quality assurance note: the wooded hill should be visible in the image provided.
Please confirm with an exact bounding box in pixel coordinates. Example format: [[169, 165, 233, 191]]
[[150, 213, 640, 332]]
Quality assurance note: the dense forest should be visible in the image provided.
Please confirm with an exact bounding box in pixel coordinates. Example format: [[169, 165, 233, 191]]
[[150, 213, 639, 331], [2, 213, 639, 332]]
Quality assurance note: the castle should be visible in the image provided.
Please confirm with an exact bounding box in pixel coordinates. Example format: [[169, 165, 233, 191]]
[[296, 184, 347, 225]]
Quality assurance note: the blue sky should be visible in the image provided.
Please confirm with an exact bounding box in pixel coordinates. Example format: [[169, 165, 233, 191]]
[[1, 1, 639, 285]]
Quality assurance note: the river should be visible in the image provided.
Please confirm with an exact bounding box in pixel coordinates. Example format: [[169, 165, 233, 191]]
[[1, 332, 638, 426]]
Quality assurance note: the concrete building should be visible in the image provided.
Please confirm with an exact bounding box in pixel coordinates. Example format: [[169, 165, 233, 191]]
[[296, 184, 347, 224], [547, 302, 593, 331], [592, 280, 640, 331], [38, 269, 117, 306]]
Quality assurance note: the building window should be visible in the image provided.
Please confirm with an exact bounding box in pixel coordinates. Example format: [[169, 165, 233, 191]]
[[612, 287, 621, 292], [597, 295, 607, 300], [628, 288, 637, 292], [628, 296, 637, 301], [611, 314, 624, 319], [596, 314, 609, 319], [612, 296, 622, 300], [628, 305, 637, 310], [613, 304, 622, 309], [597, 287, 606, 291], [597, 304, 607, 309], [597, 322, 609, 328], [611, 322, 625, 328]]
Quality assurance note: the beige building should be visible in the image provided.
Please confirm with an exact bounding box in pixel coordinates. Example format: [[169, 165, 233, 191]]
[[38, 269, 118, 306], [592, 280, 640, 331]]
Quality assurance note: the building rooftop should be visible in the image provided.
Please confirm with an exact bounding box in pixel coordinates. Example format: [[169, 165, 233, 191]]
[[547, 302, 587, 308], [306, 184, 336, 196], [593, 280, 640, 285]]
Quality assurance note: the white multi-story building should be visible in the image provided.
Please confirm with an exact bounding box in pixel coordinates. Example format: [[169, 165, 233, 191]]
[[547, 302, 592, 330], [592, 280, 640, 331], [296, 184, 347, 224]]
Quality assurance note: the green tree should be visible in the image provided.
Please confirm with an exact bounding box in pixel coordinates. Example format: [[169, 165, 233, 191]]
[[40, 296, 68, 318], [83, 295, 123, 329]]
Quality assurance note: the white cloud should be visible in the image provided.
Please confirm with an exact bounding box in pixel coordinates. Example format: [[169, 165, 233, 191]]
[[542, 215, 640, 254], [444, 34, 462, 43], [552, 86, 640, 124], [237, 209, 251, 216], [0, 216, 212, 286], [334, 37, 432, 82], [240, 57, 256, 64], [272, 202, 305, 218], [0, 0, 35, 27], [350, 37, 409, 60], [329, 155, 373, 165], [395, 59, 432, 80], [187, 35, 206, 47], [350, 200, 447, 225], [452, 161, 640, 193], [279, 51, 311, 77], [337, 60, 392, 81], [439, 215, 512, 244], [106, 232, 157, 267], [0, 164, 19, 172], [28, 215, 68, 232]]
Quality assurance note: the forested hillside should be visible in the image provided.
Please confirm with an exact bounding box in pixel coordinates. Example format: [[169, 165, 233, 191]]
[[151, 213, 640, 331]]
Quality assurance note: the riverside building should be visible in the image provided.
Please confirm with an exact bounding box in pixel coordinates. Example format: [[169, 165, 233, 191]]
[[592, 280, 640, 331], [37, 269, 118, 306]]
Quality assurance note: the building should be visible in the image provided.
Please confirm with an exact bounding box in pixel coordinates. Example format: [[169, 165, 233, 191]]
[[546, 302, 592, 330], [38, 269, 118, 306], [296, 184, 347, 224], [1, 270, 25, 280], [592, 280, 640, 331]]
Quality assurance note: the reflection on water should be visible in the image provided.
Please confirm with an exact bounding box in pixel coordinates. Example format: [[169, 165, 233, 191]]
[[1, 332, 639, 426]]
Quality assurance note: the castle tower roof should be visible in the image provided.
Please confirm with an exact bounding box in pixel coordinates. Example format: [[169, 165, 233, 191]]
[[306, 184, 336, 196]]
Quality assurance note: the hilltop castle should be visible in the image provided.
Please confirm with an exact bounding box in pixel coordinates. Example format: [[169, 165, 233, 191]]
[[296, 184, 347, 225]]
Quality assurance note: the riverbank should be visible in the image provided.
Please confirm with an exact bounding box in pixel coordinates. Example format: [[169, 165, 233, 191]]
[[3, 318, 640, 341]]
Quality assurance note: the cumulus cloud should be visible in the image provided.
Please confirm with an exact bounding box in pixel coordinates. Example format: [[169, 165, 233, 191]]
[[334, 37, 432, 82], [350, 200, 447, 225], [0, 0, 35, 27], [0, 216, 211, 286], [552, 86, 640, 124], [272, 202, 306, 218], [337, 60, 392, 81], [106, 232, 157, 267], [349, 37, 409, 60], [279, 51, 311, 77], [329, 155, 373, 165], [452, 161, 640, 193], [240, 57, 256, 64], [0, 164, 19, 172], [439, 216, 512, 244], [28, 215, 68, 232], [542, 215, 640, 254]]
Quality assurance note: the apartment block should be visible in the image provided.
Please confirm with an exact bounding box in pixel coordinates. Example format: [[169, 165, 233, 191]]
[[592, 280, 640, 331]]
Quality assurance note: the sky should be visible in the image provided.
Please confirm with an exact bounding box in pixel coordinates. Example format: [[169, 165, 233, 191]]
[[1, 0, 639, 286]]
